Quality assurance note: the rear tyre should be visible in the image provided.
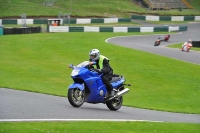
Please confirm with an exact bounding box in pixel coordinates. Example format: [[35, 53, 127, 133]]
[[106, 96, 123, 111], [68, 88, 84, 107]]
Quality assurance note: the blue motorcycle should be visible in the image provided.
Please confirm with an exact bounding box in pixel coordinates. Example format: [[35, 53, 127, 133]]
[[68, 61, 130, 111]]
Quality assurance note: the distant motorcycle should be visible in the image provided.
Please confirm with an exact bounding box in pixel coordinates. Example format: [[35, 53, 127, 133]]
[[154, 38, 162, 46], [68, 61, 130, 111], [182, 43, 192, 52]]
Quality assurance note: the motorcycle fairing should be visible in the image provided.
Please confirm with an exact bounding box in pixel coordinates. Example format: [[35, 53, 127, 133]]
[[84, 76, 107, 103], [68, 83, 84, 91]]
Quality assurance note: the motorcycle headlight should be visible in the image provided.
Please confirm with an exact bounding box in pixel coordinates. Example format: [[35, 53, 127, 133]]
[[71, 69, 80, 76]]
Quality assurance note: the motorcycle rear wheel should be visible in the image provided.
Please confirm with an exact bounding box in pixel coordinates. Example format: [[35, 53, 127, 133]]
[[68, 88, 84, 107], [106, 96, 123, 111]]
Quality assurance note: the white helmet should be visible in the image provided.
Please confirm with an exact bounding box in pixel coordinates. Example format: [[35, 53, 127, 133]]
[[89, 49, 100, 61]]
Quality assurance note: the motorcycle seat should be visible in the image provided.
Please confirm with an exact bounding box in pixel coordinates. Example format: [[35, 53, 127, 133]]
[[110, 77, 121, 83]]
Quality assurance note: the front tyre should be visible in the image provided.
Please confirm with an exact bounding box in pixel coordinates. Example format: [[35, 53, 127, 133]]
[[106, 96, 123, 111], [68, 88, 84, 107]]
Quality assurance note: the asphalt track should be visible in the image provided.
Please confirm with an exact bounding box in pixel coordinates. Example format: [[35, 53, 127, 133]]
[[107, 23, 200, 65], [0, 23, 200, 123]]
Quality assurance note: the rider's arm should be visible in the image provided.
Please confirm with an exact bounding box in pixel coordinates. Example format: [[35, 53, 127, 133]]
[[101, 59, 113, 74], [182, 42, 187, 47]]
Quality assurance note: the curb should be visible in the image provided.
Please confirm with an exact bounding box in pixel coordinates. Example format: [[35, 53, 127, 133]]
[[131, 15, 200, 21], [49, 26, 187, 32], [0, 18, 131, 25]]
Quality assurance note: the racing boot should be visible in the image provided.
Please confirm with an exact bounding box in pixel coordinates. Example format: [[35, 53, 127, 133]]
[[108, 90, 115, 97]]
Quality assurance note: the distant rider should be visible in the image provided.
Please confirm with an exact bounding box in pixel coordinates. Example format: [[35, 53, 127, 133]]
[[157, 37, 162, 42], [164, 34, 170, 41], [89, 49, 114, 97], [182, 39, 192, 51], [160, 36, 164, 41]]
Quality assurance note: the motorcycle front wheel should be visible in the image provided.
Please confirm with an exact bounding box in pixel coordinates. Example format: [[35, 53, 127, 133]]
[[68, 88, 84, 107], [106, 96, 123, 111]]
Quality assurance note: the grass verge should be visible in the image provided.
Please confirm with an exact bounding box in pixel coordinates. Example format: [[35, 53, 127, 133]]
[[0, 121, 200, 133], [0, 32, 200, 114]]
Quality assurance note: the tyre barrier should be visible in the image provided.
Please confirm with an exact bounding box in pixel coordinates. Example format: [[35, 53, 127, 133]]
[[3, 26, 41, 35], [0, 18, 131, 25], [192, 41, 200, 48]]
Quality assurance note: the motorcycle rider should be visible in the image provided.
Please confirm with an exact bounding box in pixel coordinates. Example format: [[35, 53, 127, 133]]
[[89, 49, 114, 97], [164, 33, 170, 41], [167, 33, 170, 38], [182, 39, 192, 51], [157, 37, 163, 41], [159, 36, 164, 41], [157, 37, 162, 43]]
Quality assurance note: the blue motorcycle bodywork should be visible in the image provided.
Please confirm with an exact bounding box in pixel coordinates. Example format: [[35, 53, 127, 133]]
[[68, 61, 125, 103]]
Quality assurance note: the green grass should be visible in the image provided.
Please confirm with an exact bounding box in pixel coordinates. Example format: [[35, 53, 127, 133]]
[[167, 42, 200, 51], [191, 0, 200, 10], [0, 121, 200, 133], [0, 0, 200, 18], [0, 0, 145, 18], [0, 32, 200, 114]]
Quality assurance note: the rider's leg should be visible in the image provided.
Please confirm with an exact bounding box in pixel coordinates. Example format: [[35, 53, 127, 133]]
[[186, 47, 189, 52], [183, 46, 188, 51], [102, 75, 114, 97]]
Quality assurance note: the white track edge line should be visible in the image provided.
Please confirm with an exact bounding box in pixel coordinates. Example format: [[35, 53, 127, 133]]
[[105, 33, 180, 43], [0, 119, 164, 123]]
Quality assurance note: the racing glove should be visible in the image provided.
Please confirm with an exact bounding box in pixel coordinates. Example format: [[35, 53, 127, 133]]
[[94, 69, 102, 73]]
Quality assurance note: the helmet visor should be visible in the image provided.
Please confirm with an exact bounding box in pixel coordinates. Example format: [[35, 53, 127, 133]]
[[90, 54, 96, 60]]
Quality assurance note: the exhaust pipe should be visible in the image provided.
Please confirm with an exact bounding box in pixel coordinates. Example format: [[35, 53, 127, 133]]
[[107, 88, 129, 101]]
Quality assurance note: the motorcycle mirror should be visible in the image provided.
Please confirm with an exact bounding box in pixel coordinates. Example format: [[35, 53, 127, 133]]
[[68, 64, 74, 68], [123, 84, 131, 86]]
